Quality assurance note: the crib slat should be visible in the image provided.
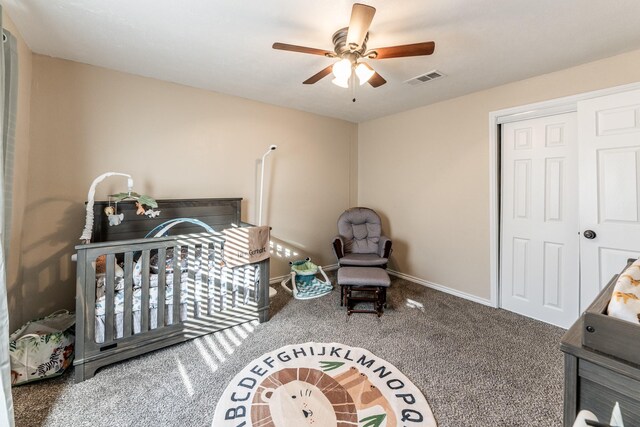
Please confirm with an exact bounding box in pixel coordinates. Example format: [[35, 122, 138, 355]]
[[210, 242, 222, 314], [213, 242, 221, 313], [220, 266, 228, 312], [198, 242, 205, 312], [244, 266, 251, 305], [232, 267, 240, 308], [75, 250, 88, 373], [157, 248, 166, 328], [173, 245, 181, 324], [141, 250, 150, 332], [196, 245, 201, 315], [105, 253, 115, 343], [253, 263, 260, 303], [123, 252, 133, 338], [85, 253, 97, 341], [188, 245, 198, 318]]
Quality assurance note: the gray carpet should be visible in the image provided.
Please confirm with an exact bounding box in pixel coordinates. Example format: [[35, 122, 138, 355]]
[[12, 275, 565, 426]]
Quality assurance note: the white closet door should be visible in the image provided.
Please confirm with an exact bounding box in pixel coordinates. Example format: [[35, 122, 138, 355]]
[[578, 89, 640, 311], [501, 113, 579, 328]]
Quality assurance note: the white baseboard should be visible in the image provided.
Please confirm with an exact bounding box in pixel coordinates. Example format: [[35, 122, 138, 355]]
[[387, 269, 494, 307], [268, 265, 493, 307]]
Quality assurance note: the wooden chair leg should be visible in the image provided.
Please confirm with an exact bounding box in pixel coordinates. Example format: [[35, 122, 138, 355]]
[[375, 287, 385, 316]]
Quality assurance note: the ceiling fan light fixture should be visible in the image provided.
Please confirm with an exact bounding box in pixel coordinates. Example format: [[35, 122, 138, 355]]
[[332, 58, 352, 80], [272, 3, 435, 90], [355, 62, 375, 85], [331, 77, 349, 88]]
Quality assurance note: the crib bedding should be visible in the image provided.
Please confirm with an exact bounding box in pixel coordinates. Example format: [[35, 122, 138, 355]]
[[94, 264, 260, 342], [95, 271, 188, 305], [95, 274, 189, 316]]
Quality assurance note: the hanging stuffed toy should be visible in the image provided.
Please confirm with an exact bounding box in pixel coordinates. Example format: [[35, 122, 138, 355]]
[[135, 202, 145, 215], [137, 201, 161, 218], [145, 209, 161, 218], [108, 213, 124, 226], [104, 205, 124, 226]]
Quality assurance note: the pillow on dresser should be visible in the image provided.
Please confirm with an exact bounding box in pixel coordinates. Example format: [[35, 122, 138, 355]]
[[607, 258, 640, 324]]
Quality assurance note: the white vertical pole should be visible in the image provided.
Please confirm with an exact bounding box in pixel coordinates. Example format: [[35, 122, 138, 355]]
[[257, 145, 278, 298], [258, 145, 277, 225]]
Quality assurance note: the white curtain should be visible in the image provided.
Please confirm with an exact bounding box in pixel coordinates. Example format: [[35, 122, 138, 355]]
[[0, 5, 15, 426]]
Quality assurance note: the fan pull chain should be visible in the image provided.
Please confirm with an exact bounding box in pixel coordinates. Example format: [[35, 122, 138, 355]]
[[351, 72, 356, 102]]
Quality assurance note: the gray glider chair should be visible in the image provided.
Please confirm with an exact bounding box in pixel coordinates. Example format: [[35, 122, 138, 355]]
[[332, 207, 392, 269]]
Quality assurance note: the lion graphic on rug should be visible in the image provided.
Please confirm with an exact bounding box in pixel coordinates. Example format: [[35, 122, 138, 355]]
[[250, 366, 395, 426]]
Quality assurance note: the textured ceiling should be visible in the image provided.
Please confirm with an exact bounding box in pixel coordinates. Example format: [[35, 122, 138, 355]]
[[3, 0, 640, 122]]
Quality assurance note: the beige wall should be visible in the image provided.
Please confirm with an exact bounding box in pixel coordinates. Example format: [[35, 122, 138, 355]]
[[15, 55, 356, 329], [358, 49, 640, 301], [12, 38, 640, 328], [2, 14, 32, 331]]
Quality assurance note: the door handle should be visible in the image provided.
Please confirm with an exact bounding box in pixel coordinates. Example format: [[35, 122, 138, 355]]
[[583, 230, 597, 239]]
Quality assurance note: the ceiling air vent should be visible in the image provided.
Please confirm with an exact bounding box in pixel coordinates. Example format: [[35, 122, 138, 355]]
[[405, 70, 444, 85]]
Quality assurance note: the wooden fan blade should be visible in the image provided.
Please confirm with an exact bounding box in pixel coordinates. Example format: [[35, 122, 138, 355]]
[[303, 65, 334, 84], [368, 72, 386, 88], [372, 42, 435, 59], [346, 3, 376, 48], [272, 42, 334, 57]]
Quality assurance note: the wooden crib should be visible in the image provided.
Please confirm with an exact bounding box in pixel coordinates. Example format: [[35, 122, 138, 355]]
[[73, 198, 270, 382]]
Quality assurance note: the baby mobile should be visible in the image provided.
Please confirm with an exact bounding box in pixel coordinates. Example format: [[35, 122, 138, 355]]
[[79, 172, 160, 244], [105, 191, 160, 226]]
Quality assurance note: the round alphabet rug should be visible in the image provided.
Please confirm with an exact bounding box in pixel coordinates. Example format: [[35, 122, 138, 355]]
[[213, 342, 437, 427]]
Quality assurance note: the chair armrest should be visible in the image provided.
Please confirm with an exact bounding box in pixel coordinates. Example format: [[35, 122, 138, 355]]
[[378, 236, 392, 258], [332, 236, 345, 260]]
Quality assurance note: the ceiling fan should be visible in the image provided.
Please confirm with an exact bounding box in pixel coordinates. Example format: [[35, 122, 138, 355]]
[[272, 3, 435, 89]]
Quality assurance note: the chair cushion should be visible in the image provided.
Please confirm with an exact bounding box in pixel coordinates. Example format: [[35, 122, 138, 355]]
[[338, 253, 388, 267], [337, 207, 382, 254], [338, 267, 391, 287]]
